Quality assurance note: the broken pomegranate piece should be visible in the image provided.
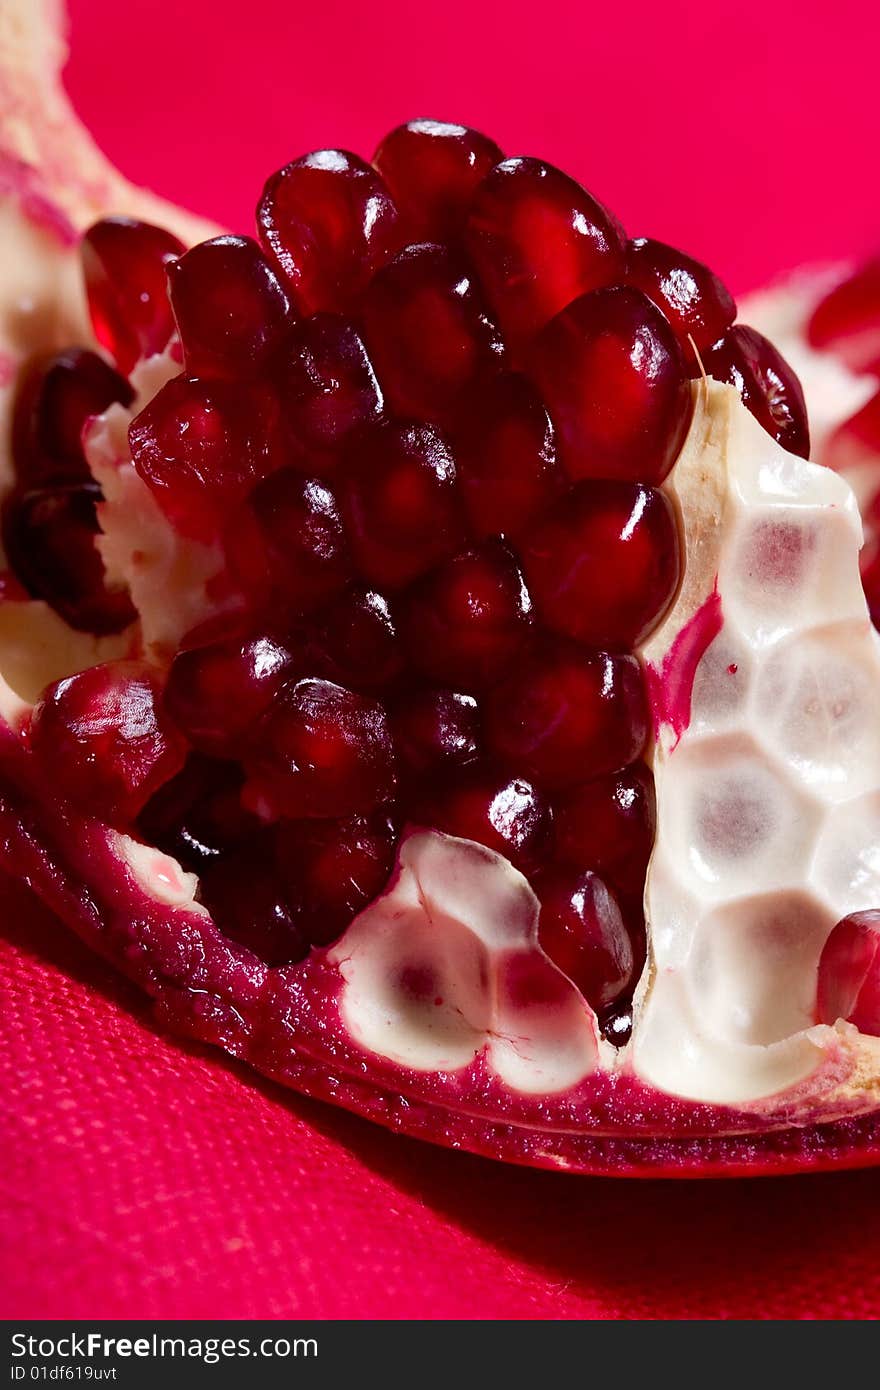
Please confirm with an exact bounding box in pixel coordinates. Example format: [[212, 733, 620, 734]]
[[4, 65, 880, 1179]]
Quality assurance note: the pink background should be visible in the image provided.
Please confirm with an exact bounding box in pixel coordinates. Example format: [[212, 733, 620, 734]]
[[2, 0, 879, 1322]]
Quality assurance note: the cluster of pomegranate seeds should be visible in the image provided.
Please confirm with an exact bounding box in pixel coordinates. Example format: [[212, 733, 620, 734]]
[[6, 118, 811, 1033]]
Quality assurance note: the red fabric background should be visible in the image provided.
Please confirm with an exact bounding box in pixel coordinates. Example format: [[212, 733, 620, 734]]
[[2, 0, 880, 1321]]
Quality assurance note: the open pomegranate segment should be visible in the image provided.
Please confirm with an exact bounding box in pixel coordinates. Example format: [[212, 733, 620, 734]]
[[4, 3, 880, 1176]]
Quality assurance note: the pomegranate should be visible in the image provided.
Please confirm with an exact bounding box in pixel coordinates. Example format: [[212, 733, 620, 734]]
[[3, 0, 880, 1178]]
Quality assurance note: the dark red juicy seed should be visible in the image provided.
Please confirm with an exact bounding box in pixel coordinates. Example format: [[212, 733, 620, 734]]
[[81, 217, 185, 374], [464, 157, 625, 347], [199, 841, 309, 966], [257, 149, 402, 313], [554, 763, 656, 898], [245, 678, 396, 818], [137, 755, 259, 870], [360, 243, 503, 423], [527, 285, 693, 484], [373, 120, 504, 244], [704, 325, 810, 459], [228, 469, 350, 614], [537, 868, 635, 1011], [12, 348, 134, 487], [625, 237, 736, 366], [409, 768, 551, 872], [340, 421, 464, 589], [29, 661, 186, 823], [129, 376, 286, 540], [807, 260, 880, 375], [307, 587, 404, 691], [486, 643, 649, 790], [817, 910, 880, 1034], [168, 235, 291, 378], [391, 688, 480, 778], [398, 542, 531, 690], [274, 811, 398, 946], [164, 630, 294, 754], [274, 313, 383, 456], [2, 483, 135, 634], [453, 372, 561, 539], [521, 480, 680, 648]]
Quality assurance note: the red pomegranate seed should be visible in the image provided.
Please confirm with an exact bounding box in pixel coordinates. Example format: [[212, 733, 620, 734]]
[[521, 480, 680, 648], [391, 687, 480, 777], [168, 235, 291, 378], [485, 643, 649, 790], [306, 587, 404, 692], [12, 348, 134, 487], [453, 372, 561, 539], [554, 762, 656, 898], [817, 910, 880, 1034], [373, 120, 504, 243], [409, 767, 551, 872], [464, 157, 625, 347], [257, 150, 402, 313], [807, 260, 880, 375], [824, 389, 880, 476], [398, 542, 531, 690], [129, 376, 286, 541], [340, 421, 464, 590], [360, 243, 503, 423], [2, 483, 135, 635], [29, 661, 186, 823], [625, 237, 736, 367], [537, 868, 635, 1012], [245, 678, 396, 818], [199, 840, 309, 966], [164, 630, 294, 755], [137, 754, 259, 870], [527, 286, 693, 484], [274, 811, 398, 946], [228, 470, 350, 614], [81, 217, 185, 374], [274, 313, 383, 456], [704, 325, 810, 459]]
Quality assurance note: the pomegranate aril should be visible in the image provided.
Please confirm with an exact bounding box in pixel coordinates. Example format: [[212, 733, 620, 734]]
[[398, 541, 531, 690], [168, 235, 291, 378], [199, 841, 309, 966], [521, 479, 680, 648], [554, 762, 656, 897], [275, 313, 383, 455], [807, 259, 880, 375], [409, 767, 551, 873], [340, 421, 464, 590], [164, 630, 294, 755], [824, 389, 880, 477], [537, 868, 634, 1012], [245, 678, 396, 818], [817, 910, 880, 1035], [625, 237, 736, 365], [228, 469, 350, 614], [12, 348, 134, 487], [137, 755, 258, 870], [527, 286, 693, 484], [81, 217, 185, 374], [600, 1004, 634, 1046], [29, 661, 186, 823], [257, 150, 402, 313], [274, 811, 398, 946], [391, 688, 480, 778], [373, 120, 504, 244], [129, 376, 286, 541], [307, 587, 404, 692], [453, 372, 561, 540], [360, 243, 503, 424], [704, 325, 810, 459], [486, 643, 649, 790], [464, 157, 625, 347], [2, 483, 135, 635]]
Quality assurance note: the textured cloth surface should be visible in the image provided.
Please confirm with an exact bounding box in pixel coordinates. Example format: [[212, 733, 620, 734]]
[[2, 872, 880, 1320]]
